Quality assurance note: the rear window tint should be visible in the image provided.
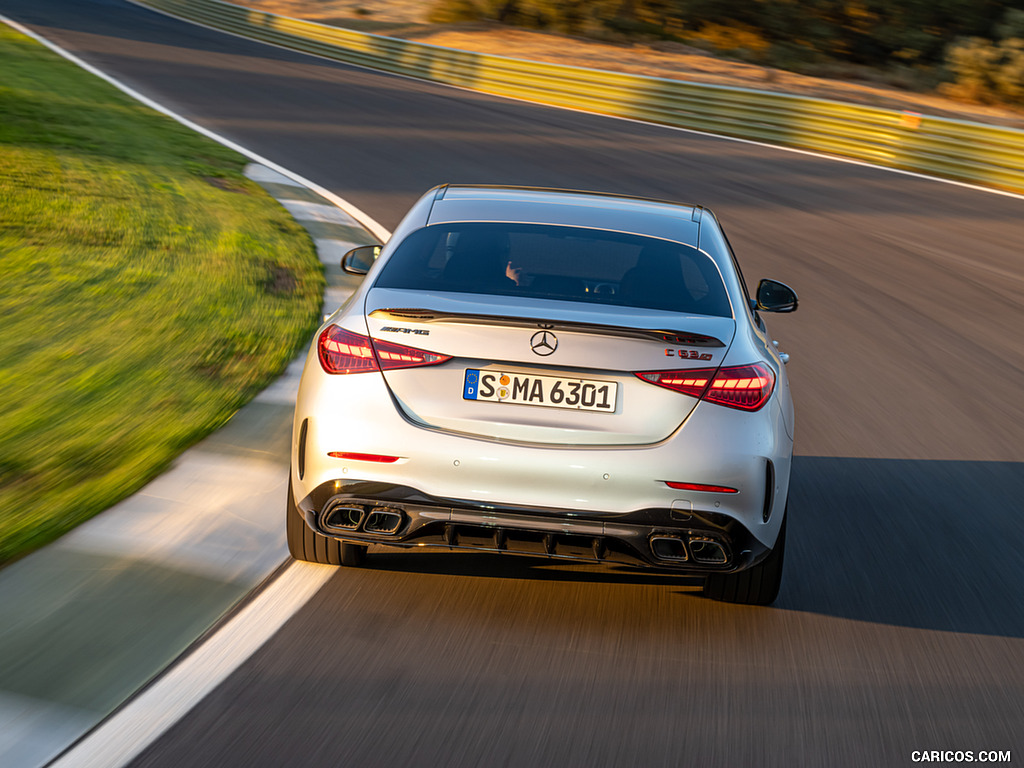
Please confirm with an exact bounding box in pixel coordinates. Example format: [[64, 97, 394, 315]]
[[373, 223, 733, 317]]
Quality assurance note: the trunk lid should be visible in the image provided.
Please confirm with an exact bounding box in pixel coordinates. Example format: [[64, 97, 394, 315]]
[[364, 288, 735, 446]]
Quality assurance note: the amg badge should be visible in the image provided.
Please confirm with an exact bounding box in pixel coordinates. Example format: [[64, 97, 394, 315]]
[[379, 326, 430, 335]]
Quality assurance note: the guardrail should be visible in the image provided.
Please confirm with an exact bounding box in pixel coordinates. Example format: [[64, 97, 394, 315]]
[[138, 0, 1024, 195]]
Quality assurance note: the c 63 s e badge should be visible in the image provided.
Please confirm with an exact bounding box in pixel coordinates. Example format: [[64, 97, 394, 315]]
[[665, 348, 712, 360]]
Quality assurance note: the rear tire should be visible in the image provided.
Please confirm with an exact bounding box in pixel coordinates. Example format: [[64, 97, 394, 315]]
[[703, 511, 786, 605], [286, 478, 368, 567], [339, 541, 367, 567]]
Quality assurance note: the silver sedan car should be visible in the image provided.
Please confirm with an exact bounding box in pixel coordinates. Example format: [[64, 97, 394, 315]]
[[287, 185, 797, 605]]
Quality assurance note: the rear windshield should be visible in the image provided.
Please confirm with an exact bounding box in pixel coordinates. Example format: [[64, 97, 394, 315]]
[[373, 223, 733, 317]]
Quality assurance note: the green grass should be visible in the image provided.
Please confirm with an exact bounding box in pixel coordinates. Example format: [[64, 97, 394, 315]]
[[0, 25, 325, 565]]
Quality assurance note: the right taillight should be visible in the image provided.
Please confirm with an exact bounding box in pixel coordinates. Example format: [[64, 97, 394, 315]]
[[317, 325, 451, 374], [635, 362, 774, 411], [703, 363, 774, 411]]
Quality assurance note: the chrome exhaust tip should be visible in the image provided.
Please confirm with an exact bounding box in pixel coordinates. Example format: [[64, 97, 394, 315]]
[[321, 504, 364, 532], [365, 507, 403, 534], [650, 536, 688, 562], [688, 537, 728, 565]]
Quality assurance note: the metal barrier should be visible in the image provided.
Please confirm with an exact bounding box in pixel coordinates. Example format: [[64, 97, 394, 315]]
[[138, 0, 1024, 195]]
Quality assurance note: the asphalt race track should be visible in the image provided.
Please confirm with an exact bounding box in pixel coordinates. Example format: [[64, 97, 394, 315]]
[[5, 1, 1024, 764]]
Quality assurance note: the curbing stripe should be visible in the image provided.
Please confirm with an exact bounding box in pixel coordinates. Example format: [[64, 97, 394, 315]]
[[293, 220, 377, 243], [47, 562, 336, 768], [243, 164, 305, 186], [278, 199, 365, 226], [256, 182, 333, 205]]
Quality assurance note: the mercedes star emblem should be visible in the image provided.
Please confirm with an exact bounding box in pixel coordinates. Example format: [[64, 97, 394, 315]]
[[530, 330, 558, 356]]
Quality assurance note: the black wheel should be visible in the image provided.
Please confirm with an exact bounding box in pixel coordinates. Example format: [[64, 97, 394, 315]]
[[286, 478, 367, 567], [703, 511, 786, 605]]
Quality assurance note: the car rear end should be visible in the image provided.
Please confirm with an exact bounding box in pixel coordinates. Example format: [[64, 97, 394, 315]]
[[290, 186, 793, 597]]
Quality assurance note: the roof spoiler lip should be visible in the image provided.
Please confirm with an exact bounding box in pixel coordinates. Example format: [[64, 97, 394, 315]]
[[368, 308, 727, 348], [438, 183, 705, 213]]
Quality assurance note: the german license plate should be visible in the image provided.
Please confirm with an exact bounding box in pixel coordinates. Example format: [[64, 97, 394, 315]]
[[463, 369, 617, 412]]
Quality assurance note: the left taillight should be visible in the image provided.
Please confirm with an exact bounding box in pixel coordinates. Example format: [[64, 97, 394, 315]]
[[635, 361, 775, 411], [318, 326, 378, 374], [317, 325, 451, 374]]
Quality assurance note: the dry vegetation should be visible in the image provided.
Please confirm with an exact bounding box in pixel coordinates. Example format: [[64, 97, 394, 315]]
[[241, 0, 1024, 128]]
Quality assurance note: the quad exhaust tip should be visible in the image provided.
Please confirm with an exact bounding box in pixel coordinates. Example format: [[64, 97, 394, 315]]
[[322, 505, 364, 531], [650, 535, 730, 565], [650, 536, 688, 561], [321, 503, 404, 535], [688, 537, 728, 564], [365, 507, 403, 534]]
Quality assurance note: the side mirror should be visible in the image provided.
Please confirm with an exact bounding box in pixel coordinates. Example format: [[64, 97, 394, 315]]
[[341, 244, 382, 275], [756, 279, 798, 313]]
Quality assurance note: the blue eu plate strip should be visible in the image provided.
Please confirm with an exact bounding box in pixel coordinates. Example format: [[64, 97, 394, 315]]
[[463, 369, 480, 400]]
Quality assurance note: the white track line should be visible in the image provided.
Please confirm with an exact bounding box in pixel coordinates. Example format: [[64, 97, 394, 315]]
[[48, 562, 336, 768], [0, 12, 392, 243], [127, 1, 1024, 204]]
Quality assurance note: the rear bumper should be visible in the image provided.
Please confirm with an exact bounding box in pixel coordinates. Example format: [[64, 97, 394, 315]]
[[295, 349, 793, 550], [295, 480, 773, 573]]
